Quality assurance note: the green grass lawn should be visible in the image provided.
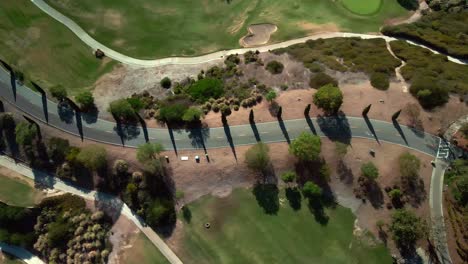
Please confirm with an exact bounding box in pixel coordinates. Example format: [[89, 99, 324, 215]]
[[121, 232, 170, 264], [341, 0, 383, 15], [0, 173, 43, 207], [45, 0, 408, 59], [0, 0, 117, 95], [176, 188, 392, 264]]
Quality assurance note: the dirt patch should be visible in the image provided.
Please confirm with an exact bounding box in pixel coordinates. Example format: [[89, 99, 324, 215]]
[[107, 215, 139, 264], [26, 27, 41, 40], [93, 60, 222, 119], [297, 21, 340, 34], [240, 24, 278, 47]]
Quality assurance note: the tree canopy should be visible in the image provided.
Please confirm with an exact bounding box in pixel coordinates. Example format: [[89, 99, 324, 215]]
[[137, 143, 164, 164], [187, 78, 224, 103], [302, 181, 322, 199], [398, 152, 421, 179], [77, 145, 107, 170], [313, 84, 343, 113], [75, 90, 95, 110], [15, 122, 38, 146], [281, 171, 297, 184], [289, 132, 321, 161], [108, 99, 136, 121], [160, 77, 172, 89], [390, 209, 425, 248], [361, 162, 379, 181], [245, 143, 270, 174], [265, 91, 277, 102], [265, 60, 284, 74], [182, 107, 204, 123], [49, 85, 67, 101]]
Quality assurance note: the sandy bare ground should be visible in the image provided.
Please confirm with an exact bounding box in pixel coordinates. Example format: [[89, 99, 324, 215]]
[[239, 24, 278, 47]]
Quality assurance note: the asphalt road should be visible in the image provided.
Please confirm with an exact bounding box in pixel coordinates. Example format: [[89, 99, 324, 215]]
[[31, 0, 466, 67], [0, 68, 440, 156]]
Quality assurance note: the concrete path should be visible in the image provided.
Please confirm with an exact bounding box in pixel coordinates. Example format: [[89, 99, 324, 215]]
[[0, 243, 44, 264], [30, 0, 466, 67], [0, 155, 183, 264], [429, 159, 453, 264]]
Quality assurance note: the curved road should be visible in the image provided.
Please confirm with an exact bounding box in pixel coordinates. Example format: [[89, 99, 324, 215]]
[[31, 0, 466, 67]]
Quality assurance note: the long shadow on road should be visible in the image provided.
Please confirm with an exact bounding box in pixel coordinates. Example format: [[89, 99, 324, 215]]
[[222, 115, 237, 161], [316, 112, 351, 144]]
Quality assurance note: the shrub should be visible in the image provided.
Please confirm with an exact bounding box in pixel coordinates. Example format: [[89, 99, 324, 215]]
[[361, 162, 379, 181], [309, 72, 338, 88], [77, 145, 107, 170], [187, 78, 224, 103], [302, 181, 322, 199], [265, 60, 284, 74], [75, 90, 95, 110], [108, 99, 136, 121], [389, 209, 425, 248], [245, 143, 270, 174], [158, 103, 189, 123], [160, 77, 172, 88], [370, 72, 390, 90], [15, 122, 37, 146], [409, 77, 448, 109], [182, 107, 203, 122], [289, 132, 321, 161], [49, 85, 67, 101], [399, 152, 421, 179], [265, 91, 277, 102], [281, 171, 297, 183], [313, 84, 343, 113]]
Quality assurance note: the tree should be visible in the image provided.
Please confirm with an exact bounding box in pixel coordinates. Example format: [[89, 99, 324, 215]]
[[160, 77, 172, 89], [126, 97, 145, 112], [108, 99, 136, 121], [75, 90, 95, 111], [49, 85, 67, 101], [137, 143, 164, 164], [158, 103, 189, 123], [389, 188, 403, 201], [302, 181, 322, 199], [313, 84, 343, 113], [77, 145, 107, 170], [281, 171, 296, 184], [370, 72, 389, 90], [187, 78, 224, 103], [182, 107, 203, 122], [265, 60, 284, 74], [361, 162, 379, 181], [389, 209, 425, 248], [265, 91, 277, 102], [399, 152, 421, 179], [47, 137, 70, 165], [289, 132, 321, 161], [15, 122, 37, 146], [245, 143, 270, 175], [145, 199, 175, 228]]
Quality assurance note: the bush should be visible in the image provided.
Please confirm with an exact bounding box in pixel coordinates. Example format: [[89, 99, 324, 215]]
[[182, 107, 203, 122], [361, 162, 379, 181], [390, 209, 425, 248], [187, 78, 224, 103], [265, 91, 277, 102], [302, 181, 322, 199], [49, 85, 67, 101], [281, 171, 296, 183], [145, 199, 175, 228], [75, 90, 95, 110], [158, 103, 189, 123], [15, 122, 37, 146], [309, 72, 338, 88], [313, 84, 343, 113], [126, 97, 145, 112], [399, 152, 421, 179], [77, 145, 107, 171], [370, 72, 390, 90], [245, 143, 270, 174], [289, 132, 321, 161], [409, 77, 448, 109], [160, 77, 172, 89], [108, 99, 136, 121], [265, 60, 284, 74]]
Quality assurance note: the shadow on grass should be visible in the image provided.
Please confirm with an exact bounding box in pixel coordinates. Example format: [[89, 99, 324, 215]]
[[285, 187, 302, 211], [182, 206, 192, 223], [307, 199, 329, 226], [252, 183, 279, 215]]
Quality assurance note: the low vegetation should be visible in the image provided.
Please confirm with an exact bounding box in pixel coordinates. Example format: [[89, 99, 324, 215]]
[[383, 10, 468, 59], [274, 38, 401, 90], [390, 40, 468, 108], [289, 132, 322, 161], [0, 175, 42, 207], [313, 85, 343, 114]]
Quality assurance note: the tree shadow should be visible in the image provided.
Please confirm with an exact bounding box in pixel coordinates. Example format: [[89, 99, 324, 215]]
[[397, 0, 419, 10], [113, 120, 141, 146], [364, 116, 380, 144], [316, 112, 351, 144], [365, 181, 385, 209], [307, 199, 329, 226], [31, 83, 48, 123], [57, 101, 74, 124], [222, 115, 237, 161], [81, 105, 99, 124], [378, 229, 388, 246], [75, 111, 84, 141], [167, 126, 178, 156], [278, 116, 290, 144], [93, 191, 124, 223], [337, 160, 354, 185], [252, 183, 279, 215], [136, 113, 149, 143], [285, 187, 302, 211], [182, 206, 192, 223], [404, 178, 426, 207], [393, 119, 408, 145], [249, 110, 261, 142], [186, 124, 210, 152], [305, 114, 317, 135]]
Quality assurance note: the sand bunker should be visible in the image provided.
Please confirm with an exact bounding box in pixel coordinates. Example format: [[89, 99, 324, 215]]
[[239, 23, 277, 47]]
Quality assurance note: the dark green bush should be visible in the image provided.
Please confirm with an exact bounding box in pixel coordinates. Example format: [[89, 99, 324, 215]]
[[370, 72, 390, 90], [160, 77, 172, 88], [158, 103, 189, 123], [309, 72, 338, 89], [265, 60, 284, 74], [187, 78, 224, 103]]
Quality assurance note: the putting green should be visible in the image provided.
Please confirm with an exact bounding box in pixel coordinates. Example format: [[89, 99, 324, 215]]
[[341, 0, 383, 15]]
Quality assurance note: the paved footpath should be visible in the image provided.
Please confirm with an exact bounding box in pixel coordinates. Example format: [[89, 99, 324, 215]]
[[0, 155, 183, 264], [31, 0, 466, 67]]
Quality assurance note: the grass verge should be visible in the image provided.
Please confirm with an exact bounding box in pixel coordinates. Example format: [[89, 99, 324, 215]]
[[120, 232, 170, 264], [0, 173, 43, 207]]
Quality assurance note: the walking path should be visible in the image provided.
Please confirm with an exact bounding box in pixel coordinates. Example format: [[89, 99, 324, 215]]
[[0, 155, 183, 264], [30, 0, 466, 67], [429, 159, 452, 264], [0, 243, 44, 264]]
